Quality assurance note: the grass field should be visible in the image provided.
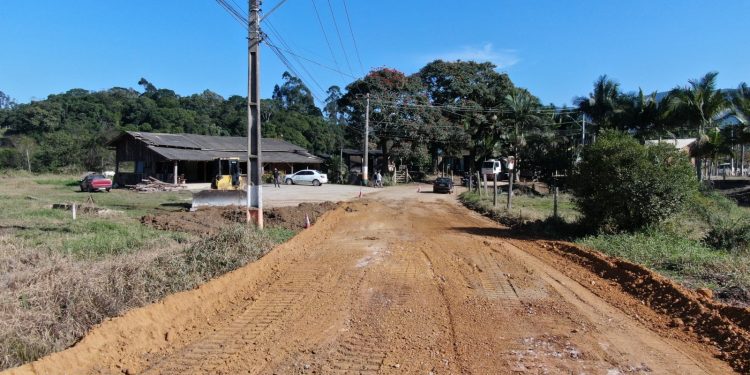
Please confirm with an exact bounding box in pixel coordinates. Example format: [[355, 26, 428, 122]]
[[0, 172, 296, 370], [1, 172, 193, 258], [459, 190, 580, 223]]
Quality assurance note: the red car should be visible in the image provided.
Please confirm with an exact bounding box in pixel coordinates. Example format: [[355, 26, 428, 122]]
[[80, 174, 112, 192]]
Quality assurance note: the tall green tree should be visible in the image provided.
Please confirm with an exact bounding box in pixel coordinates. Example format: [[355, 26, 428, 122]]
[[665, 72, 729, 180], [417, 60, 516, 167], [576, 75, 625, 134], [339, 67, 436, 171], [502, 88, 543, 173], [620, 89, 665, 139]]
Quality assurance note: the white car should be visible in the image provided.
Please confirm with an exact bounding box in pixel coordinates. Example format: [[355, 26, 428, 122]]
[[284, 170, 328, 186]]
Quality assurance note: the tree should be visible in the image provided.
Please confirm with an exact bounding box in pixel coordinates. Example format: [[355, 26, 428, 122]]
[[272, 72, 321, 116], [339, 67, 437, 172], [665, 72, 729, 180], [0, 90, 16, 110], [417, 60, 517, 168], [576, 75, 625, 134], [571, 131, 698, 232], [731, 83, 750, 175], [620, 89, 665, 139], [323, 85, 343, 123], [502, 88, 543, 176]]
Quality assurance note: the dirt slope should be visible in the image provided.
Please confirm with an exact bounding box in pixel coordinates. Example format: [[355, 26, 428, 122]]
[[5, 187, 747, 374]]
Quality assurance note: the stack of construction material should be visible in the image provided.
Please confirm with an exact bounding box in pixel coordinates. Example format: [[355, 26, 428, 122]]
[[128, 177, 185, 192]]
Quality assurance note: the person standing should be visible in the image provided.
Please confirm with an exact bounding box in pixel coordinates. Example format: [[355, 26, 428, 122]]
[[375, 171, 383, 188], [273, 168, 281, 188]]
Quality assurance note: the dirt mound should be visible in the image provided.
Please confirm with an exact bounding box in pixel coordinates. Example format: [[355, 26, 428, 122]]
[[141, 202, 338, 235], [536, 241, 750, 372]]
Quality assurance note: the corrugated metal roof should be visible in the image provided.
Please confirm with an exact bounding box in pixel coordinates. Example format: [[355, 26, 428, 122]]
[[146, 146, 323, 164], [126, 131, 306, 152]]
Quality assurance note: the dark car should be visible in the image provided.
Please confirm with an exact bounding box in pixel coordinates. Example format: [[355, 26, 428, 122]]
[[433, 177, 454, 194], [80, 174, 112, 192]]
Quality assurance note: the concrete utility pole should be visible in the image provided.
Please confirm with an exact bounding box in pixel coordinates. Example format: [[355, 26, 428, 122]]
[[506, 168, 514, 210], [247, 0, 263, 228], [493, 173, 498, 207], [581, 115, 586, 147], [363, 93, 370, 185]]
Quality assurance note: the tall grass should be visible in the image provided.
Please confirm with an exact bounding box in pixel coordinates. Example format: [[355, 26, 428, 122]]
[[0, 224, 293, 370]]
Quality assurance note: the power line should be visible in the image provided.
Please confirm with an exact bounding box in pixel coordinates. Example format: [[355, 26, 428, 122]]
[[264, 40, 357, 79], [310, 0, 343, 78], [265, 40, 324, 104], [215, 0, 247, 26], [213, 0, 326, 104], [326, 0, 353, 75], [341, 0, 365, 75], [263, 25, 327, 95]]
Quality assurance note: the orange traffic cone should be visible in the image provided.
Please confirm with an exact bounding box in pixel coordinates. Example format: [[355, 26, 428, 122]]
[[305, 214, 311, 229]]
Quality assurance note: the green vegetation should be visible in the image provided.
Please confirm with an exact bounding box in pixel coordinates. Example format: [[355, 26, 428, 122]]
[[0, 223, 287, 370], [580, 230, 750, 292], [571, 131, 698, 232], [0, 75, 343, 172], [460, 190, 579, 223], [0, 174, 302, 370]]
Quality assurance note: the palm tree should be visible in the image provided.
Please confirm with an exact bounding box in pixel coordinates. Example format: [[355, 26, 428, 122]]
[[620, 89, 664, 139], [576, 75, 625, 135], [732, 82, 750, 175], [503, 88, 542, 178], [665, 72, 729, 180]]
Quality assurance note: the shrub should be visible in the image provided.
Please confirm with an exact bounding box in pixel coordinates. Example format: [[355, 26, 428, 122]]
[[704, 220, 750, 253], [571, 131, 698, 232]]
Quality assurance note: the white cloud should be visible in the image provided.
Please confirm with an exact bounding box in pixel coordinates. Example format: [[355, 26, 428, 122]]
[[425, 43, 519, 69]]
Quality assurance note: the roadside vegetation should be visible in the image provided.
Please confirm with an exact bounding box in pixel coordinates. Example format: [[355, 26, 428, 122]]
[[461, 131, 750, 306], [0, 173, 296, 370]]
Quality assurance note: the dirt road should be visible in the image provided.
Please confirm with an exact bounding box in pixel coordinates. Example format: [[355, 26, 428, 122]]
[[7, 187, 744, 374]]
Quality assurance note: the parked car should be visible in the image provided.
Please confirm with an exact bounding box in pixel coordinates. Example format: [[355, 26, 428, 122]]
[[284, 170, 328, 186], [80, 174, 112, 192], [433, 177, 454, 194]]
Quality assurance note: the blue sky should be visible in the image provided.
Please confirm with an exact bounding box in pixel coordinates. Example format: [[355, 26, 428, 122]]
[[1, 1, 748, 107]]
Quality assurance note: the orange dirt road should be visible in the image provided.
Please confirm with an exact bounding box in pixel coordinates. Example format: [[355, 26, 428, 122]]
[[6, 187, 739, 374]]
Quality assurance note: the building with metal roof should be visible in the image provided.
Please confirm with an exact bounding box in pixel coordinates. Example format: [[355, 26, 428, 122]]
[[107, 131, 323, 185]]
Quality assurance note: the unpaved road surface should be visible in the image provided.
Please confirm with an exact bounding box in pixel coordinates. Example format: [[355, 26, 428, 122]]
[[7, 186, 745, 374]]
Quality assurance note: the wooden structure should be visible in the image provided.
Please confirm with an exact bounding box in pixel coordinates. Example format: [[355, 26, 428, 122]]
[[107, 131, 323, 186]]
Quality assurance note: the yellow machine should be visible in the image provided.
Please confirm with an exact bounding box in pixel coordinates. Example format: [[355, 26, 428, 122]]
[[191, 157, 248, 211], [211, 157, 247, 190]]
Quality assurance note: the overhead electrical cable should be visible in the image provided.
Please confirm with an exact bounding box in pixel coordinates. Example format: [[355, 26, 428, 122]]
[[326, 0, 354, 75], [310, 0, 344, 78], [341, 0, 365, 75]]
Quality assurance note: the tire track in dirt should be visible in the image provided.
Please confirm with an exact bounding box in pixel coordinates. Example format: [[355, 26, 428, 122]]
[[143, 268, 321, 374], [324, 247, 419, 374]]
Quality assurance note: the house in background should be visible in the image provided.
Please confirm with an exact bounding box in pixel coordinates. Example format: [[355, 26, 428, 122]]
[[645, 138, 697, 154], [107, 131, 323, 186]]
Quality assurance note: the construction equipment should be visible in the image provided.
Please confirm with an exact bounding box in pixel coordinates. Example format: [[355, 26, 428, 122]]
[[191, 157, 248, 211]]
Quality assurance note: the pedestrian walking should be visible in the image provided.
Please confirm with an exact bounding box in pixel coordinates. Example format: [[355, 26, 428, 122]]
[[273, 168, 281, 188], [375, 171, 383, 188]]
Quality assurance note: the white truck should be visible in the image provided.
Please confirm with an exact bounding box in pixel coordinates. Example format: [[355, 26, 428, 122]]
[[481, 157, 515, 177]]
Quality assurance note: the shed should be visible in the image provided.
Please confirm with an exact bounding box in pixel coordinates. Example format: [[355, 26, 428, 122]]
[[107, 131, 323, 186]]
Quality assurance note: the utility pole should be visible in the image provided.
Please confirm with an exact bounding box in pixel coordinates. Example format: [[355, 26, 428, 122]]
[[493, 173, 498, 207], [247, 0, 263, 228], [363, 93, 370, 185], [506, 167, 514, 210], [581, 115, 586, 147]]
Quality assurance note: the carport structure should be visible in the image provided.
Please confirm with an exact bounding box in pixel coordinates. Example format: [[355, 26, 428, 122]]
[[107, 131, 323, 186]]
